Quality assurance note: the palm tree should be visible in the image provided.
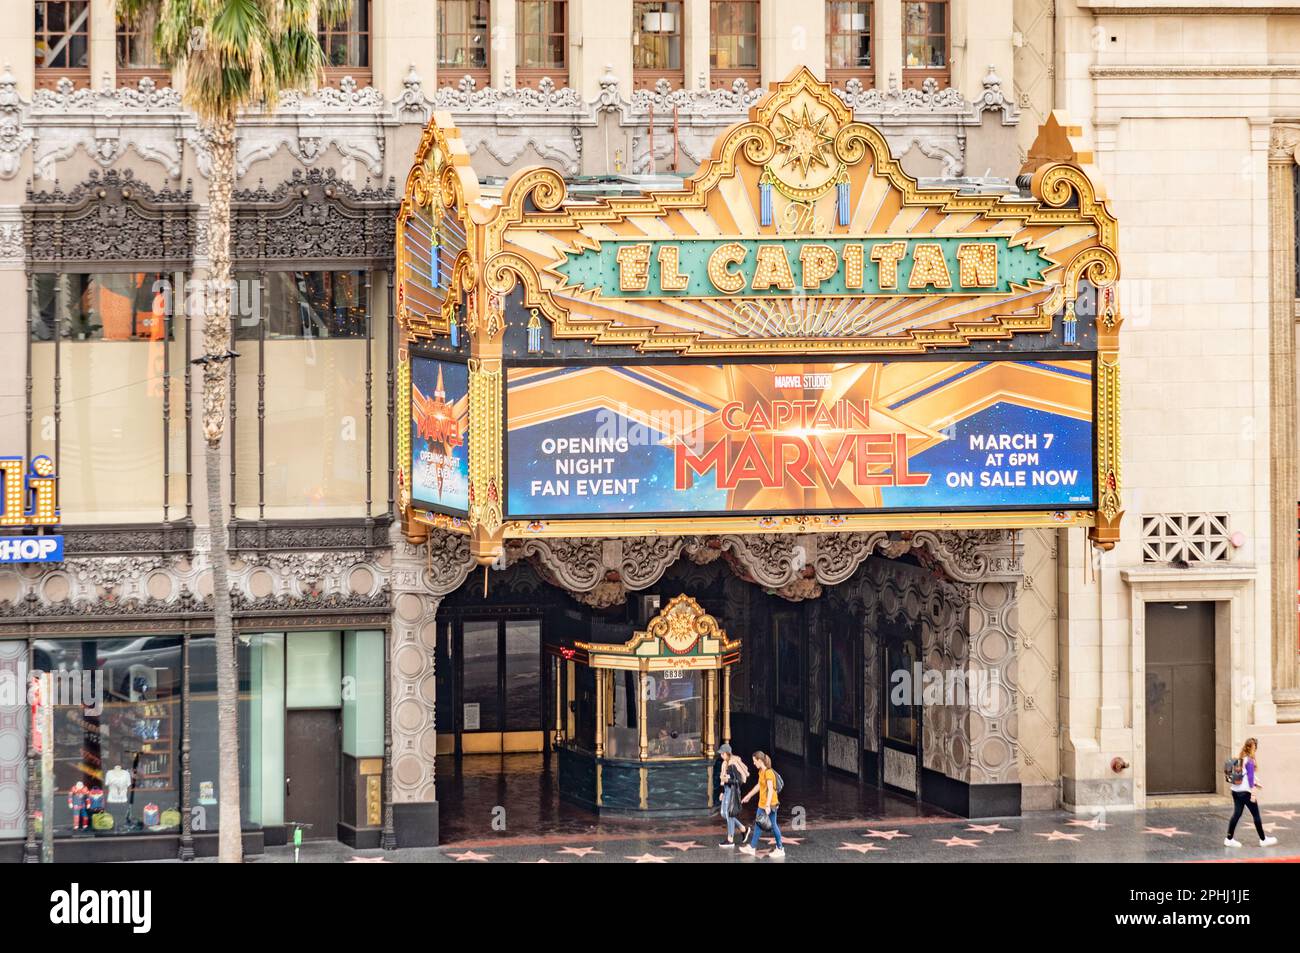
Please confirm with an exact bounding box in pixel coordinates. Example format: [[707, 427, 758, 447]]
[[116, 0, 350, 862]]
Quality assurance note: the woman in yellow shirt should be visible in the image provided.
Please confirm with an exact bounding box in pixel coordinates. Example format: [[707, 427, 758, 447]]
[[740, 750, 785, 859]]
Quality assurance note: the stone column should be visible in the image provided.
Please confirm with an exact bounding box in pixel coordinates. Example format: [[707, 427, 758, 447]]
[[386, 528, 472, 846], [1269, 124, 1300, 722]]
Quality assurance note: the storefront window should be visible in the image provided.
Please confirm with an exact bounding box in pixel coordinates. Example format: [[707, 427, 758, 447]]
[[646, 670, 703, 758], [232, 271, 372, 519], [29, 272, 185, 524], [0, 641, 27, 839], [286, 631, 343, 709], [33, 637, 182, 836], [343, 631, 384, 757], [439, 0, 490, 83], [189, 636, 255, 831]]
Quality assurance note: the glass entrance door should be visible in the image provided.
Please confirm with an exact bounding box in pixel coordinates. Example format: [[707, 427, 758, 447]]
[[449, 616, 546, 754]]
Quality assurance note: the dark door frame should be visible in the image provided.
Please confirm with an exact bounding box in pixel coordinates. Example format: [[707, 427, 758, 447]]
[[440, 611, 547, 755]]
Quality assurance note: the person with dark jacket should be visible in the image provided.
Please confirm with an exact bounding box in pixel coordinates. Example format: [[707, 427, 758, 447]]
[[718, 743, 749, 848]]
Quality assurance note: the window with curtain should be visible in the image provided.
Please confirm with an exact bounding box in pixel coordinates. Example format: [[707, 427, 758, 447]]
[[231, 270, 384, 520], [35, 1, 90, 88], [633, 1, 684, 89], [28, 272, 187, 525], [902, 0, 948, 88], [438, 0, 491, 84], [318, 0, 371, 82], [516, 0, 568, 85], [709, 1, 759, 89], [827, 2, 872, 84]]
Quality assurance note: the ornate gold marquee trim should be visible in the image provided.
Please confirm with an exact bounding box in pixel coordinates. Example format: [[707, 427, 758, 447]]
[[395, 68, 1124, 557]]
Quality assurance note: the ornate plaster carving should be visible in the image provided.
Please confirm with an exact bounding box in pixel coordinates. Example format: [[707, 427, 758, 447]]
[[23, 168, 196, 266], [231, 166, 397, 264]]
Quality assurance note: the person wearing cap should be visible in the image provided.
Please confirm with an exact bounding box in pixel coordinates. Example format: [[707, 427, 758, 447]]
[[717, 743, 749, 848]]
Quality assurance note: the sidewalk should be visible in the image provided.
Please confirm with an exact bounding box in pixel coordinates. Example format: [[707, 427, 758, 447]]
[[172, 801, 1300, 863]]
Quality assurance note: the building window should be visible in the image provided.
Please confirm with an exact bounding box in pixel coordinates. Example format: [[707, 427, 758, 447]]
[[827, 2, 872, 86], [33, 636, 183, 837], [35, 1, 90, 89], [902, 1, 948, 88], [710, 0, 759, 89], [231, 271, 384, 520], [28, 272, 188, 525], [633, 1, 684, 90], [516, 0, 567, 87], [319, 0, 371, 84], [116, 14, 170, 87], [438, 0, 490, 87]]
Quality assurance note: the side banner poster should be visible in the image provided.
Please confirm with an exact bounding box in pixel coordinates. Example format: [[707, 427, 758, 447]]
[[505, 359, 1094, 518], [411, 356, 470, 514]]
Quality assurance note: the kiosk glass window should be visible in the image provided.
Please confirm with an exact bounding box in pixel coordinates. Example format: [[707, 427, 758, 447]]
[[646, 671, 702, 758], [605, 671, 640, 759]]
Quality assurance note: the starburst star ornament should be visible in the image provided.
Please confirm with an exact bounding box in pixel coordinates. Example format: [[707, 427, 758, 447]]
[[774, 105, 836, 178]]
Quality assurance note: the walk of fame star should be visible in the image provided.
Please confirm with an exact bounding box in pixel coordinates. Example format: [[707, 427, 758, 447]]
[[1035, 830, 1083, 842], [447, 849, 493, 861], [865, 829, 911, 840]]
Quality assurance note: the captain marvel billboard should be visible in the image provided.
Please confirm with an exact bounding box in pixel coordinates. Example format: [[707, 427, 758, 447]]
[[505, 359, 1094, 518], [411, 356, 470, 514]]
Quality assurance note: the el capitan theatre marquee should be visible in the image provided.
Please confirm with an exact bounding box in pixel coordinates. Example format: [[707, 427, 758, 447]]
[[394, 69, 1122, 566]]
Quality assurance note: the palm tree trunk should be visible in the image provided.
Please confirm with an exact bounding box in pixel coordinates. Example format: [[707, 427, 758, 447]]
[[202, 114, 242, 863]]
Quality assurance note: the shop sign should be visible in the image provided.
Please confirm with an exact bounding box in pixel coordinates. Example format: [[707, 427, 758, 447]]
[[0, 536, 63, 563], [506, 359, 1094, 518]]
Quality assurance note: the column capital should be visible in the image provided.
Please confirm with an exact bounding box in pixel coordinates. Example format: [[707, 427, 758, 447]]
[[1268, 123, 1300, 165]]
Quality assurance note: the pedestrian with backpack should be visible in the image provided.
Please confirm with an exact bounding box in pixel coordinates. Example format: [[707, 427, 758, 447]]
[[717, 743, 749, 849], [1224, 737, 1278, 848], [739, 750, 785, 859]]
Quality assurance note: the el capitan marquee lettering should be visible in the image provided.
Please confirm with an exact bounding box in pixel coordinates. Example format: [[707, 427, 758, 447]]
[[554, 236, 1052, 300]]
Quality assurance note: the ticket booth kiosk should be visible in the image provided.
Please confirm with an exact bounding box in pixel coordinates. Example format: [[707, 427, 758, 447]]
[[550, 595, 740, 815]]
